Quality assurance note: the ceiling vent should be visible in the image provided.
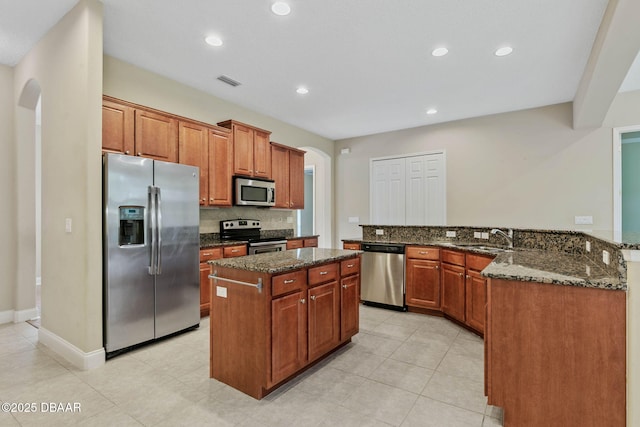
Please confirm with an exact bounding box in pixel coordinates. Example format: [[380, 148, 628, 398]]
[[217, 75, 241, 87]]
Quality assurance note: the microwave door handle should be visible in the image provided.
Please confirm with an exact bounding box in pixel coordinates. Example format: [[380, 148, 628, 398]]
[[270, 187, 275, 203]]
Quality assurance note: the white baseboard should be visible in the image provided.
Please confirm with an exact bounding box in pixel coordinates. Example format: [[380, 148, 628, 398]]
[[38, 327, 105, 370], [14, 308, 39, 323], [0, 310, 13, 324]]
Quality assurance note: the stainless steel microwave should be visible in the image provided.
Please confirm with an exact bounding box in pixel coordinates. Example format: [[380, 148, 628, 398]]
[[234, 177, 276, 207]]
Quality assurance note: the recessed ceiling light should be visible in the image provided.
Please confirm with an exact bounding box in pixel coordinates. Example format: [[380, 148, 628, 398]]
[[495, 46, 513, 57], [426, 108, 438, 115], [271, 2, 291, 16], [205, 35, 223, 47], [431, 47, 448, 57], [296, 87, 309, 95]]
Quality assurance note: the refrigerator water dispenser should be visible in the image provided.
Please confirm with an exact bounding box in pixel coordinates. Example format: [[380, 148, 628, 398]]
[[119, 206, 144, 246]]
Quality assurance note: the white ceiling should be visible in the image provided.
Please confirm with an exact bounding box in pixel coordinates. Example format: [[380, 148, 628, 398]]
[[2, 0, 639, 140]]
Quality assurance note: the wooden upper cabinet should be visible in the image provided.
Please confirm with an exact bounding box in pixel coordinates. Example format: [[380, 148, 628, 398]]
[[135, 109, 178, 162], [179, 121, 209, 206], [102, 99, 134, 155], [271, 142, 306, 209], [208, 129, 233, 206], [218, 120, 272, 179]]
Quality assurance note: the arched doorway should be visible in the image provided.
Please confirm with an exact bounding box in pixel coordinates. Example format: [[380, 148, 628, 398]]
[[299, 147, 333, 248], [15, 78, 41, 324]]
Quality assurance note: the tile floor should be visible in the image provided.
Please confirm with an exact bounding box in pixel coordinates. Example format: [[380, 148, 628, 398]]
[[0, 305, 503, 426]]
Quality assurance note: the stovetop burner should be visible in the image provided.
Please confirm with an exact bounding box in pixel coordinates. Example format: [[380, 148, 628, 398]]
[[220, 219, 287, 244]]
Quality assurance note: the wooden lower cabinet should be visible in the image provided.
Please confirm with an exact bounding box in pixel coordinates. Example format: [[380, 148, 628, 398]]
[[464, 254, 493, 334], [286, 237, 318, 250], [441, 261, 466, 322], [199, 248, 223, 317], [486, 278, 625, 427], [271, 291, 307, 383], [405, 246, 441, 309], [223, 244, 247, 258], [211, 255, 361, 399], [307, 281, 340, 362]]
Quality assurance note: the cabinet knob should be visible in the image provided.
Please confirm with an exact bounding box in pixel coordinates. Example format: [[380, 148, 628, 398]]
[[419, 251, 427, 255], [459, 272, 463, 277], [210, 198, 214, 202], [319, 271, 328, 275], [342, 284, 348, 289], [124, 150, 130, 155], [466, 275, 471, 279], [203, 253, 212, 257], [201, 198, 206, 202], [435, 265, 440, 269], [346, 264, 354, 268], [310, 295, 316, 301], [284, 279, 295, 284], [137, 152, 142, 156], [300, 298, 306, 304]]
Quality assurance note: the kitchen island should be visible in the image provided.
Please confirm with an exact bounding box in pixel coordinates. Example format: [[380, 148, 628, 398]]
[[208, 248, 361, 399]]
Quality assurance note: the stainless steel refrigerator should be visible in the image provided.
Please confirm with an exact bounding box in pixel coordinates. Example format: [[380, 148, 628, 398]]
[[103, 153, 200, 356]]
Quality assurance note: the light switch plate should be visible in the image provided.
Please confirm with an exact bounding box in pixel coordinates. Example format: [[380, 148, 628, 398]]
[[586, 241, 591, 252], [575, 215, 593, 225], [446, 230, 456, 237], [602, 250, 610, 265], [376, 229, 384, 235]]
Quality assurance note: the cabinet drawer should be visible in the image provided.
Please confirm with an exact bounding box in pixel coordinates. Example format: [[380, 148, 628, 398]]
[[200, 247, 223, 262], [287, 239, 304, 250], [223, 245, 247, 258], [340, 257, 360, 276], [406, 246, 440, 260], [466, 253, 494, 271], [442, 249, 465, 266], [303, 237, 318, 247], [308, 262, 339, 286], [343, 242, 361, 250], [272, 270, 307, 297]]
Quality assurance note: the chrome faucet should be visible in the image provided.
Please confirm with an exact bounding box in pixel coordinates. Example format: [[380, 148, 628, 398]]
[[491, 228, 514, 249]]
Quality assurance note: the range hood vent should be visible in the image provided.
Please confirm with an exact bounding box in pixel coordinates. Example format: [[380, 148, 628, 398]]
[[217, 75, 241, 87]]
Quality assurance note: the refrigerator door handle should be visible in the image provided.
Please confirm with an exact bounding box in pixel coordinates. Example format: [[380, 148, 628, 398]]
[[149, 185, 158, 275], [156, 187, 163, 275]]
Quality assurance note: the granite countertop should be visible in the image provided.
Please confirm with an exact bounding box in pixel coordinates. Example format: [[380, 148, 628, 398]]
[[209, 248, 362, 274], [484, 250, 623, 290], [341, 238, 624, 291], [201, 239, 248, 249]]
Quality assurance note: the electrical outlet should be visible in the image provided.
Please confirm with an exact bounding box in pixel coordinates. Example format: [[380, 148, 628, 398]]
[[481, 232, 489, 239], [446, 230, 456, 238], [376, 229, 384, 235], [602, 250, 610, 265], [586, 265, 591, 276], [586, 241, 591, 252], [575, 216, 593, 225], [474, 232, 481, 238]]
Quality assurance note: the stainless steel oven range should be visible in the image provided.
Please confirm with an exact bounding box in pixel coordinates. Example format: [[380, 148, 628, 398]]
[[220, 219, 287, 254]]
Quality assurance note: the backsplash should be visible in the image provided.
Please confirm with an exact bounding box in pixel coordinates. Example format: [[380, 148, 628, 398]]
[[360, 225, 625, 282], [199, 207, 296, 234]]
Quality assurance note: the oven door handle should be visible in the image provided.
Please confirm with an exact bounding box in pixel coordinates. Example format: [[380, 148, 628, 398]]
[[250, 240, 288, 247]]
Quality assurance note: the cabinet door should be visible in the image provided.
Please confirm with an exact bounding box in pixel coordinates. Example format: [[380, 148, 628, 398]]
[[233, 124, 253, 176], [308, 281, 340, 361], [179, 121, 208, 206], [135, 110, 178, 162], [340, 274, 359, 341], [289, 149, 305, 209], [253, 130, 272, 178], [441, 263, 466, 322], [102, 100, 134, 155], [465, 269, 487, 333], [271, 144, 290, 208], [223, 245, 247, 258], [406, 259, 441, 309], [199, 263, 211, 317], [209, 130, 233, 206], [271, 291, 307, 384]]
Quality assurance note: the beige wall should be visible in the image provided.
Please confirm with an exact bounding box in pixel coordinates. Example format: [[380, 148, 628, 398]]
[[335, 93, 640, 242], [13, 0, 103, 352], [0, 65, 15, 314]]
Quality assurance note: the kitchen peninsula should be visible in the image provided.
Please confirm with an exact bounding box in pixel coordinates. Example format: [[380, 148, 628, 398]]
[[345, 225, 627, 427], [208, 248, 361, 399]]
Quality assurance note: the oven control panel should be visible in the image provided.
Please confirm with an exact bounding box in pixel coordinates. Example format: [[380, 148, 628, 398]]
[[221, 219, 261, 230]]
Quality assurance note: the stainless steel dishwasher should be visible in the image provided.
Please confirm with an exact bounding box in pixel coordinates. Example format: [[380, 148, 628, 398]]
[[361, 243, 406, 311]]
